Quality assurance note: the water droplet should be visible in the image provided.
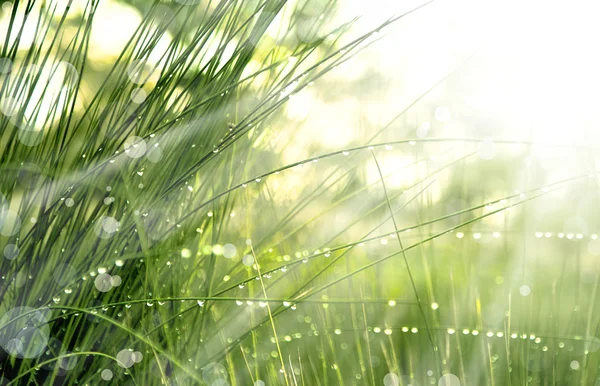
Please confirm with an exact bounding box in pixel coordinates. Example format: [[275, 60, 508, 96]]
[[101, 369, 113, 380], [519, 285, 531, 296]]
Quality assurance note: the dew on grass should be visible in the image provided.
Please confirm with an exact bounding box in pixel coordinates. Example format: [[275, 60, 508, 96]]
[[0, 307, 50, 359], [223, 243, 237, 259], [95, 274, 113, 292], [111, 275, 122, 287], [123, 136, 147, 159], [570, 360, 580, 370], [101, 369, 113, 380], [116, 349, 135, 368], [147, 145, 163, 163], [65, 198, 74, 207], [519, 285, 531, 296], [3, 244, 19, 260], [133, 351, 143, 363], [383, 373, 400, 386], [130, 88, 147, 104], [438, 373, 460, 386], [94, 216, 119, 239], [57, 352, 77, 370], [584, 337, 600, 353], [242, 254, 254, 266]]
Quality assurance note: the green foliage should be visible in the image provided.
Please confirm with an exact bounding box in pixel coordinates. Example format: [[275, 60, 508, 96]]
[[1, 0, 599, 385]]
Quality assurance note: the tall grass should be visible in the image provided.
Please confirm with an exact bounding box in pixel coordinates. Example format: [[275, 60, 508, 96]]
[[1, 0, 599, 385]]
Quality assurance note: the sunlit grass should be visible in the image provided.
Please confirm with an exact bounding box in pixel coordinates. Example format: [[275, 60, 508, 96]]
[[1, 0, 600, 385]]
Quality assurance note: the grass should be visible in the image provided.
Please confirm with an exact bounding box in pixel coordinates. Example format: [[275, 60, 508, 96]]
[[1, 0, 600, 385]]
